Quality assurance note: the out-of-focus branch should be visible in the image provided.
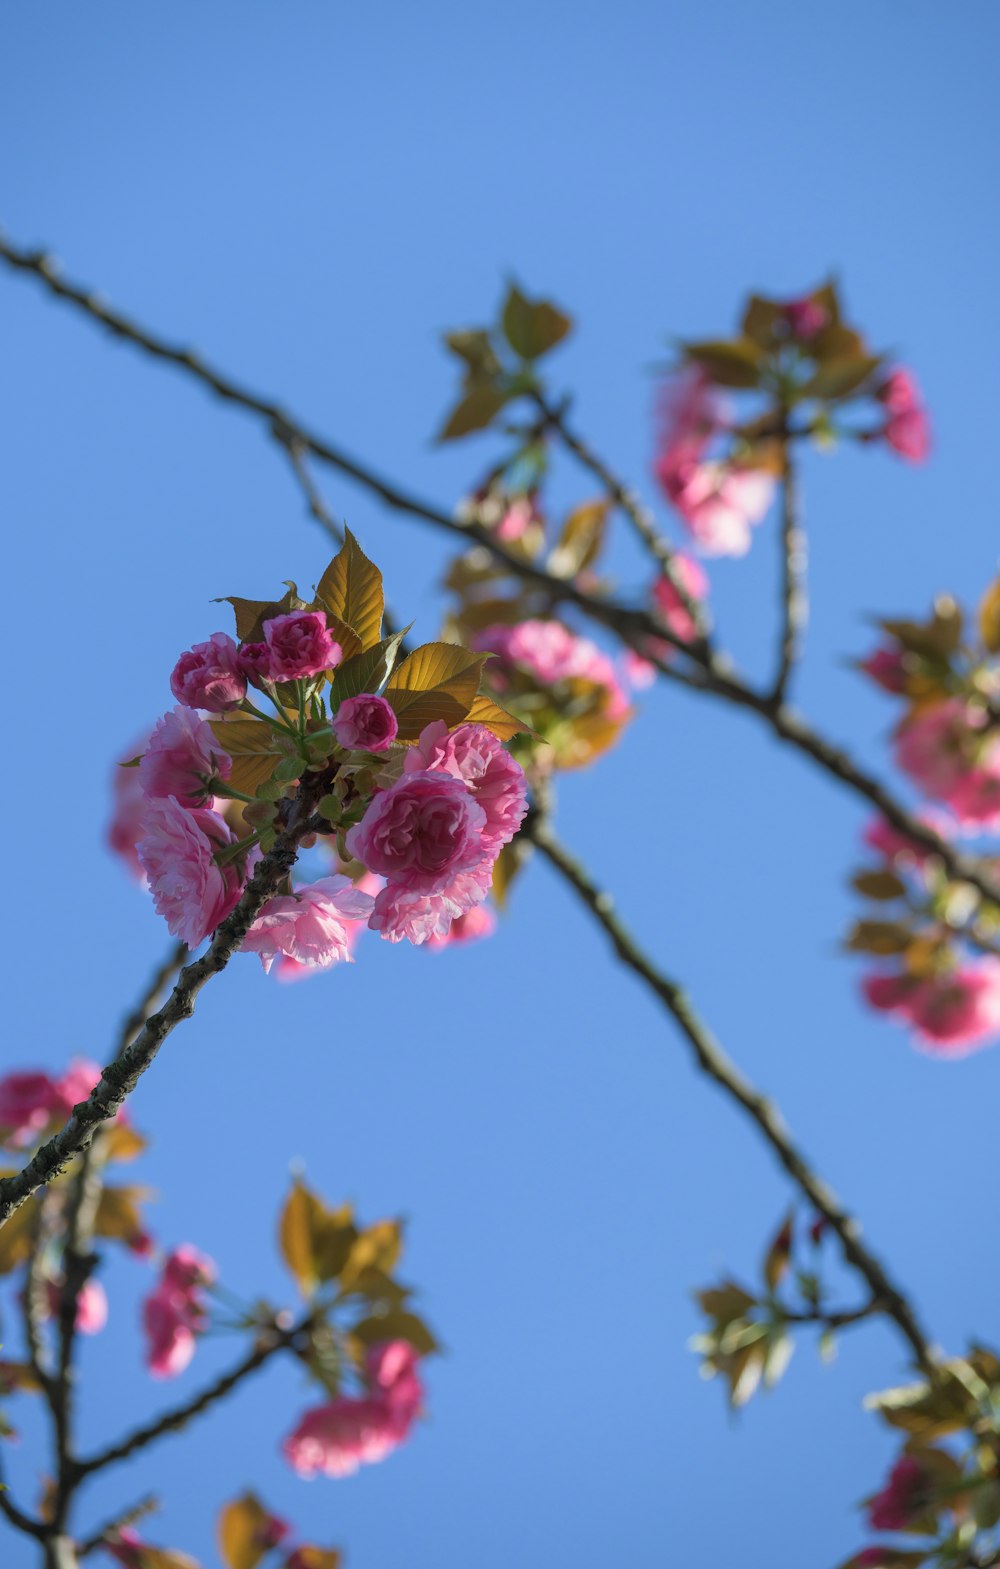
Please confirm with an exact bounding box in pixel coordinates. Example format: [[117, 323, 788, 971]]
[[0, 785, 325, 1228], [78, 1496, 158, 1558], [3, 233, 999, 915], [770, 435, 807, 704], [523, 810, 938, 1375]]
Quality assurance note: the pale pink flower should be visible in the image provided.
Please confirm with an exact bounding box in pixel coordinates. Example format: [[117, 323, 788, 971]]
[[426, 903, 496, 949], [0, 1072, 61, 1148], [333, 694, 399, 752], [368, 863, 492, 945], [170, 632, 246, 713], [43, 1277, 108, 1336], [142, 1246, 214, 1379], [283, 1341, 423, 1479], [895, 699, 1000, 826], [863, 960, 1000, 1056], [655, 366, 726, 463], [271, 873, 381, 981], [346, 771, 488, 895], [137, 798, 245, 947], [867, 1455, 933, 1531], [403, 722, 528, 852], [108, 735, 151, 881], [243, 876, 376, 974], [139, 707, 232, 809], [662, 461, 776, 557], [878, 369, 931, 463], [474, 619, 630, 720], [263, 611, 342, 682]]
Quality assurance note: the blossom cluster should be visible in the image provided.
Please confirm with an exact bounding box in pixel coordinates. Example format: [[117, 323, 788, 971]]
[[108, 533, 528, 959]]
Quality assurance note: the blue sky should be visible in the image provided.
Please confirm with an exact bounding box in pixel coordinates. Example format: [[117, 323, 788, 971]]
[[2, 2, 999, 1566]]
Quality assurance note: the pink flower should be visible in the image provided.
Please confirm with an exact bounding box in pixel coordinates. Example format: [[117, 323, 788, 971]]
[[333, 694, 399, 752], [0, 1072, 61, 1148], [170, 632, 246, 713], [895, 699, 1000, 826], [426, 903, 496, 949], [263, 611, 342, 682], [53, 1058, 103, 1119], [862, 960, 1000, 1056], [860, 648, 909, 694], [346, 771, 488, 895], [651, 555, 709, 646], [43, 1277, 108, 1336], [243, 876, 376, 974], [142, 1246, 215, 1379], [403, 722, 528, 853], [474, 620, 630, 720], [270, 874, 380, 981], [496, 495, 540, 541], [107, 735, 151, 881], [877, 369, 931, 463], [237, 641, 273, 684], [655, 366, 726, 465], [139, 708, 232, 809], [867, 1455, 933, 1531], [283, 1341, 423, 1479], [783, 295, 828, 340], [368, 864, 492, 945], [137, 798, 245, 947], [660, 460, 776, 557]]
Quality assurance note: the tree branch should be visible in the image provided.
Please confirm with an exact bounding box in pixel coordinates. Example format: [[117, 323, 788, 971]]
[[78, 1496, 158, 1558], [770, 435, 807, 704], [523, 810, 938, 1375], [0, 785, 325, 1229]]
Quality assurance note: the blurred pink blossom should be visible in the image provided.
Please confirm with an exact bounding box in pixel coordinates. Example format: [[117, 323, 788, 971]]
[[0, 1072, 62, 1148], [475, 619, 630, 719], [137, 798, 245, 947], [43, 1277, 108, 1336], [878, 369, 931, 463], [895, 699, 1000, 827], [139, 707, 232, 809], [142, 1245, 215, 1379], [107, 734, 152, 881], [867, 1455, 932, 1531], [283, 1340, 423, 1479], [243, 876, 376, 974], [862, 960, 1000, 1056]]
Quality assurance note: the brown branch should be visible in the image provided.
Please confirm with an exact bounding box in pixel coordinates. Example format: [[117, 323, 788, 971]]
[[0, 784, 326, 1229], [523, 810, 938, 1375], [770, 435, 807, 704]]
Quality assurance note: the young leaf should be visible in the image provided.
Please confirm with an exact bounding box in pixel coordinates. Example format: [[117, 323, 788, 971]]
[[350, 1308, 440, 1356], [218, 1493, 272, 1569], [548, 499, 610, 578], [283, 1550, 341, 1569], [500, 283, 573, 362], [0, 1198, 37, 1276], [384, 643, 487, 739], [339, 1219, 402, 1293], [437, 384, 509, 442], [315, 529, 384, 650], [851, 869, 907, 901], [279, 1180, 357, 1296], [979, 575, 1000, 652], [208, 716, 282, 797], [95, 1184, 152, 1248], [683, 338, 763, 388], [330, 629, 409, 703], [464, 692, 531, 741]]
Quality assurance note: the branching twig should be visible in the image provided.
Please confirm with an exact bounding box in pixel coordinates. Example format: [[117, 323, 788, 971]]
[[0, 784, 326, 1228], [523, 810, 938, 1375]]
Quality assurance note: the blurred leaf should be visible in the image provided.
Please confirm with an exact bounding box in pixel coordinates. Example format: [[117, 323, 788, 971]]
[[330, 629, 409, 703], [881, 598, 964, 661], [95, 1184, 152, 1248], [0, 1199, 37, 1276], [836, 1552, 927, 1569], [728, 1341, 766, 1407], [763, 1210, 794, 1295], [852, 870, 907, 901], [548, 500, 610, 578], [102, 1123, 148, 1164], [444, 329, 502, 379], [802, 355, 881, 401], [464, 692, 532, 741], [217, 1493, 271, 1569], [864, 1365, 979, 1439], [437, 384, 509, 442], [978, 576, 1000, 653], [696, 1281, 757, 1323], [350, 1308, 440, 1356], [279, 1180, 357, 1297], [491, 838, 528, 910], [501, 284, 573, 361], [283, 1550, 341, 1569], [762, 1327, 794, 1389], [683, 338, 762, 388], [741, 294, 783, 350], [844, 919, 912, 956], [339, 1220, 402, 1294], [0, 1359, 43, 1395], [384, 643, 487, 738], [315, 529, 384, 650]]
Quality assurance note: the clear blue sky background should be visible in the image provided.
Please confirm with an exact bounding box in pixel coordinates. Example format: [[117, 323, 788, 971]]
[[2, 3, 999, 1566]]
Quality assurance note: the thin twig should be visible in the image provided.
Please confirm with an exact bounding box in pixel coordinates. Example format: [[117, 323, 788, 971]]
[[78, 1495, 158, 1558], [770, 435, 807, 704], [0, 783, 326, 1228], [523, 811, 938, 1375]]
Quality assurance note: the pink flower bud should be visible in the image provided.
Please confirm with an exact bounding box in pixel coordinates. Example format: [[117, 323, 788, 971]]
[[333, 694, 399, 752], [170, 632, 246, 712], [263, 611, 342, 681], [237, 641, 273, 685]]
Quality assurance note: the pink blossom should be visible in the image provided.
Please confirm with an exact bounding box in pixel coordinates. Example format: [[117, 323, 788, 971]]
[[403, 722, 528, 852], [655, 366, 726, 465], [474, 619, 630, 720], [107, 736, 151, 881], [878, 369, 931, 463], [346, 771, 488, 896], [142, 1246, 214, 1379], [237, 640, 273, 684], [139, 707, 232, 809], [426, 902, 496, 949], [137, 798, 245, 947], [271, 874, 380, 981], [862, 960, 1000, 1056], [496, 495, 540, 541], [243, 876, 376, 974], [651, 555, 709, 646], [860, 648, 909, 694], [283, 1340, 423, 1479], [895, 699, 1000, 826], [867, 1455, 933, 1531], [333, 694, 399, 752], [43, 1277, 108, 1336], [368, 864, 493, 945], [170, 632, 246, 713], [263, 611, 342, 682], [0, 1072, 61, 1148], [783, 295, 828, 340], [660, 460, 775, 557]]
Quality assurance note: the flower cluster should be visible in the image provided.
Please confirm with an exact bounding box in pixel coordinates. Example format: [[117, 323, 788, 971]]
[[284, 1338, 423, 1478], [110, 533, 528, 955], [653, 283, 930, 557]]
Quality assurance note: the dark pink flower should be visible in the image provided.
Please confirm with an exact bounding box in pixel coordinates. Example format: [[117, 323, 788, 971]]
[[0, 1072, 61, 1148], [263, 611, 342, 682], [877, 369, 931, 463], [170, 632, 246, 713], [142, 1246, 215, 1379], [862, 961, 1000, 1056], [895, 699, 1000, 827], [243, 876, 376, 974], [403, 722, 528, 853], [237, 641, 273, 684], [137, 798, 245, 947], [43, 1277, 108, 1336], [283, 1340, 423, 1479], [139, 707, 232, 809], [867, 1455, 933, 1531], [860, 648, 909, 694], [333, 694, 399, 752], [346, 771, 488, 895]]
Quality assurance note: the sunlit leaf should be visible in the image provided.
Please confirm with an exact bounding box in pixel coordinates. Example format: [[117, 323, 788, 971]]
[[548, 499, 610, 578], [339, 1220, 402, 1294], [315, 529, 384, 650], [279, 1180, 357, 1297], [978, 576, 1000, 653], [464, 692, 531, 741], [350, 1308, 440, 1356], [0, 1199, 38, 1276], [102, 1123, 148, 1164], [218, 1493, 272, 1569], [683, 338, 763, 389], [843, 919, 911, 956], [851, 870, 907, 902], [95, 1184, 152, 1248], [330, 629, 409, 703], [384, 643, 487, 739]]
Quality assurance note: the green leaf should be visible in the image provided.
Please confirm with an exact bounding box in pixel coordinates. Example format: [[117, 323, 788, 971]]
[[741, 294, 784, 350], [315, 529, 384, 650], [801, 355, 882, 401], [443, 329, 502, 379], [683, 338, 763, 388], [437, 384, 509, 441], [844, 919, 912, 956], [330, 629, 409, 702], [863, 1366, 978, 1439], [350, 1309, 440, 1356], [500, 283, 573, 361], [384, 643, 487, 739], [208, 715, 282, 797], [339, 1220, 403, 1293], [217, 1493, 272, 1569]]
